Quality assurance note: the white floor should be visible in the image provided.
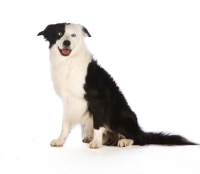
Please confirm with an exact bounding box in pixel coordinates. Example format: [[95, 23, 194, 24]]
[[0, 125, 199, 174]]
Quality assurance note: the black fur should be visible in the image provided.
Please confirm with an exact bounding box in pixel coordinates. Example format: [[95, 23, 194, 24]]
[[38, 23, 197, 146], [84, 60, 197, 146], [82, 27, 91, 37], [37, 23, 91, 48], [37, 23, 66, 48]]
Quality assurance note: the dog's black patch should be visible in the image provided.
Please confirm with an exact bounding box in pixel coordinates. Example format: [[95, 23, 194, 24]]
[[84, 60, 197, 146], [37, 23, 66, 48], [82, 26, 91, 37], [38, 23, 91, 47]]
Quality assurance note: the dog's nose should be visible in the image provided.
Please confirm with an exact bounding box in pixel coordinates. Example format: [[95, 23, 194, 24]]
[[63, 40, 71, 47]]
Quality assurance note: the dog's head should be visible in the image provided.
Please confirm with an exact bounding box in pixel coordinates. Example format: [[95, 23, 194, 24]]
[[37, 23, 91, 56]]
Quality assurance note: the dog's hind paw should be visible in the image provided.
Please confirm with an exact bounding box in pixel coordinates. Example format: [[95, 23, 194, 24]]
[[82, 137, 92, 143], [117, 139, 133, 147]]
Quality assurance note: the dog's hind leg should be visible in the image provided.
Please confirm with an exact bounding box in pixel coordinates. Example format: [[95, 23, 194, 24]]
[[81, 125, 93, 143], [118, 116, 147, 146], [117, 139, 134, 147]]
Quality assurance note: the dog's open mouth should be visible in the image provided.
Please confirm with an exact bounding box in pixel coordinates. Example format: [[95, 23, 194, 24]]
[[58, 47, 71, 56]]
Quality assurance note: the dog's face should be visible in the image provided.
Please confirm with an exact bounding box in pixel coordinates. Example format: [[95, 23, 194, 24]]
[[37, 23, 91, 56]]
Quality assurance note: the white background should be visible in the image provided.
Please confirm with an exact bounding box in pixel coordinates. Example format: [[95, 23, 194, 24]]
[[0, 0, 200, 174]]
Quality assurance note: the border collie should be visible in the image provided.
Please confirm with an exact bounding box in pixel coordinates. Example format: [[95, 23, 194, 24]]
[[38, 23, 196, 148]]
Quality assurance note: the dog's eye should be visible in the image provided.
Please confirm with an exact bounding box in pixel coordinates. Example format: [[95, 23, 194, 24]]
[[71, 33, 76, 37], [58, 32, 63, 36]]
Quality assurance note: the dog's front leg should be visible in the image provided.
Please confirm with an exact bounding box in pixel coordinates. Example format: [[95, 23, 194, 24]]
[[50, 119, 71, 147], [89, 127, 105, 148], [87, 99, 105, 148]]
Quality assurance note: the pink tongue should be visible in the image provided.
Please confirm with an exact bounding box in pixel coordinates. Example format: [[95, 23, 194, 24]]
[[62, 49, 71, 55]]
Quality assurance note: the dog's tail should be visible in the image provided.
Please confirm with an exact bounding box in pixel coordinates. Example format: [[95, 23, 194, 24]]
[[118, 115, 197, 146], [134, 131, 197, 145]]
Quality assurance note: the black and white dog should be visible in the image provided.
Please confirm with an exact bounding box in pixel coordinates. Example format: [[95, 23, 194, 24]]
[[38, 23, 196, 148]]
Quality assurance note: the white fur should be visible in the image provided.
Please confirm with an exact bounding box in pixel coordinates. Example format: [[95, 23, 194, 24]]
[[49, 24, 93, 147], [89, 128, 106, 148], [117, 139, 134, 147]]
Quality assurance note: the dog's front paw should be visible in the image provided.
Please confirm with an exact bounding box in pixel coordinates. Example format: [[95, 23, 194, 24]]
[[50, 139, 65, 147], [89, 140, 102, 148]]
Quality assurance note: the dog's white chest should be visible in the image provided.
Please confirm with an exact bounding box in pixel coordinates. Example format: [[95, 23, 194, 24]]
[[49, 44, 92, 123], [50, 60, 87, 100]]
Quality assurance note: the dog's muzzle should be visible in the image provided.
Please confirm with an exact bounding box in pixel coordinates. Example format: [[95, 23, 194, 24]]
[[58, 47, 71, 56], [58, 40, 72, 56], [63, 40, 71, 47]]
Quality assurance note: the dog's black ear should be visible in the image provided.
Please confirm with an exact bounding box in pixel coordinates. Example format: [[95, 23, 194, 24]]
[[37, 31, 44, 36], [37, 24, 56, 40], [82, 26, 91, 37]]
